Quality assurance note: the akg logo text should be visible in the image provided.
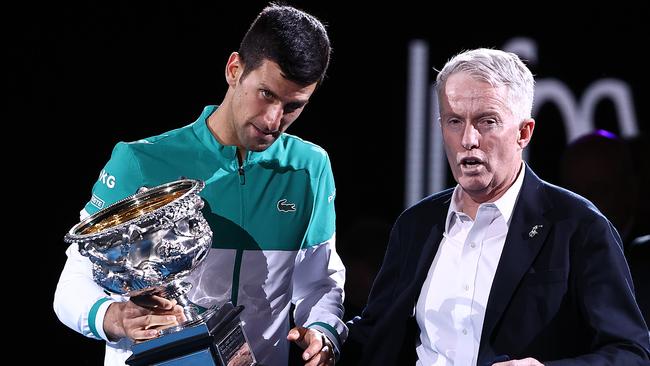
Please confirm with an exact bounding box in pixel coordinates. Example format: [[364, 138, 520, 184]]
[[98, 169, 116, 189]]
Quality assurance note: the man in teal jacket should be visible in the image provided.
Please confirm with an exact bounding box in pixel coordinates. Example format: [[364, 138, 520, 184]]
[[54, 4, 345, 366]]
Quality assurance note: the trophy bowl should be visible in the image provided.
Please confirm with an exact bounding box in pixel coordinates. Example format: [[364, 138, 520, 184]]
[[65, 179, 215, 330]]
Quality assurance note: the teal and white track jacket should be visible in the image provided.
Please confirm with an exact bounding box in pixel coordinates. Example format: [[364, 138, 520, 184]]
[[54, 106, 347, 366]]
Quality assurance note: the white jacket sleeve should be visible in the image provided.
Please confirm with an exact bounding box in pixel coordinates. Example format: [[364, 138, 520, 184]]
[[53, 208, 125, 342], [292, 233, 347, 355], [54, 142, 142, 344], [53, 242, 117, 342]]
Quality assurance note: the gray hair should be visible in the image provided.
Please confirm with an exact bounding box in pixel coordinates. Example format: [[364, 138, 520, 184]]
[[435, 48, 535, 123]]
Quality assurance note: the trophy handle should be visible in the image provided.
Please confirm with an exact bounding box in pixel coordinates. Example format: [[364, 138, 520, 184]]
[[157, 281, 220, 336], [161, 281, 199, 323]]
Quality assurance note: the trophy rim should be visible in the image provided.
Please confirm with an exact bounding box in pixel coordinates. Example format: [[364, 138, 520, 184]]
[[65, 178, 205, 242]]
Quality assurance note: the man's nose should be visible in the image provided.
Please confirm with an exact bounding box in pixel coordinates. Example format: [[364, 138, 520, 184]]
[[461, 123, 479, 150], [261, 103, 283, 132]]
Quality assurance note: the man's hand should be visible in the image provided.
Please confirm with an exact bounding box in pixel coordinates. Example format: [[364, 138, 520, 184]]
[[287, 326, 335, 366], [493, 358, 544, 366], [103, 295, 186, 342]]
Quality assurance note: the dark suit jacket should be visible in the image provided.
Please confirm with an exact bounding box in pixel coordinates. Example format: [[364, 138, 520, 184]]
[[342, 166, 650, 365]]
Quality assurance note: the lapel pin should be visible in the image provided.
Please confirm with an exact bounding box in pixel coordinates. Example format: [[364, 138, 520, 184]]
[[529, 224, 543, 238]]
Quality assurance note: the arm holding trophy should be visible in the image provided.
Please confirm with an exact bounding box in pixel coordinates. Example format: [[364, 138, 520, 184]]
[[56, 176, 255, 366]]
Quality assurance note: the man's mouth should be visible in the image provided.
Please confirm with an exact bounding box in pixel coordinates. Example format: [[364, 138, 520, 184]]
[[460, 157, 483, 167], [251, 123, 278, 136]]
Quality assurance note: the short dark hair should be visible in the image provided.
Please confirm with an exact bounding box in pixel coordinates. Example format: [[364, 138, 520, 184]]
[[238, 3, 331, 86]]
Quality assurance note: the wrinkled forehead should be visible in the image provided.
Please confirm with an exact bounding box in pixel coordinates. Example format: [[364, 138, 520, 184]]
[[442, 72, 510, 106]]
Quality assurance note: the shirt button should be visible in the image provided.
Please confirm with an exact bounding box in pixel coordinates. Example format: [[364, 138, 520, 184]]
[[470, 242, 476, 248], [462, 329, 468, 335], [463, 284, 470, 291]]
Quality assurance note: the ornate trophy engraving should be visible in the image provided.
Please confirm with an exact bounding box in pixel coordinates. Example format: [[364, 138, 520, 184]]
[[65, 179, 256, 366]]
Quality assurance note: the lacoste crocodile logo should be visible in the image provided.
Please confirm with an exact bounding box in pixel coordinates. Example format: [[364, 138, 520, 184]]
[[277, 199, 296, 212]]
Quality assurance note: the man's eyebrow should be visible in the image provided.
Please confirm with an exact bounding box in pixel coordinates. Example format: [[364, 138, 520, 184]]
[[285, 100, 308, 110]]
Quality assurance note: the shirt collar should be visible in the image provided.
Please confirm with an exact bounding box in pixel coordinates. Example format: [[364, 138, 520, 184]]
[[445, 162, 526, 231]]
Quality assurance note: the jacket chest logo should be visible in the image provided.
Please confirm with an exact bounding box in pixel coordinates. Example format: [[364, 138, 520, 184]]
[[277, 199, 296, 212], [529, 224, 543, 238]]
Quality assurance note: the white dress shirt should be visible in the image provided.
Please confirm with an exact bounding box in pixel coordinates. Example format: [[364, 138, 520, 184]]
[[415, 165, 526, 366]]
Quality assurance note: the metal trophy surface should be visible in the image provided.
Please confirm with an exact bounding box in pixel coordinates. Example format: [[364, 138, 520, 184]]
[[65, 179, 256, 366]]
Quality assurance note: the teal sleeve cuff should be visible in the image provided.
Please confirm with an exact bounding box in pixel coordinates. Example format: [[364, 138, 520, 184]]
[[88, 297, 113, 340], [306, 322, 341, 360]]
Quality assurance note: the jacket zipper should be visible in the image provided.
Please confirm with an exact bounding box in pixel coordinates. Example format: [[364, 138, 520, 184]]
[[238, 166, 246, 185], [231, 152, 246, 305]]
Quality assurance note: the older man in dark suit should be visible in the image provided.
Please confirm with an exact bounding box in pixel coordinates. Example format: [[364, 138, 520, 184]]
[[342, 48, 650, 366]]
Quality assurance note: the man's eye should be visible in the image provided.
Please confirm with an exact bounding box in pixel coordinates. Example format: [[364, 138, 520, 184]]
[[478, 119, 497, 127], [261, 90, 273, 99]]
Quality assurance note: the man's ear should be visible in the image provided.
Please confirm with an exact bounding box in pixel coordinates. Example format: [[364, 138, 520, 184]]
[[225, 52, 243, 86], [518, 118, 535, 149]]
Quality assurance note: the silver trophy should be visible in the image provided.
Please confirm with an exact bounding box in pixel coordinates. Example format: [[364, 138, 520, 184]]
[[65, 179, 256, 366]]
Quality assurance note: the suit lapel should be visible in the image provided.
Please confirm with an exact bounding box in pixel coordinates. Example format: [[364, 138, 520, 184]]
[[412, 194, 452, 310], [480, 166, 553, 352]]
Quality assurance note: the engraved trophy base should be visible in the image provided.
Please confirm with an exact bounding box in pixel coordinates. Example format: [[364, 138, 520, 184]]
[[126, 302, 256, 366]]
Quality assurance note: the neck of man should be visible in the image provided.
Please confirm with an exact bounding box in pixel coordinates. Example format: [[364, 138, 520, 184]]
[[460, 161, 523, 220], [207, 98, 248, 164]]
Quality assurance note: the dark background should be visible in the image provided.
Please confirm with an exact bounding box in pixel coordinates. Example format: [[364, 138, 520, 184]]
[[14, 1, 647, 363]]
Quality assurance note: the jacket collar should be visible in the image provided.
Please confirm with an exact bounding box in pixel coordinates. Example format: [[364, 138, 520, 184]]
[[192, 105, 285, 169]]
